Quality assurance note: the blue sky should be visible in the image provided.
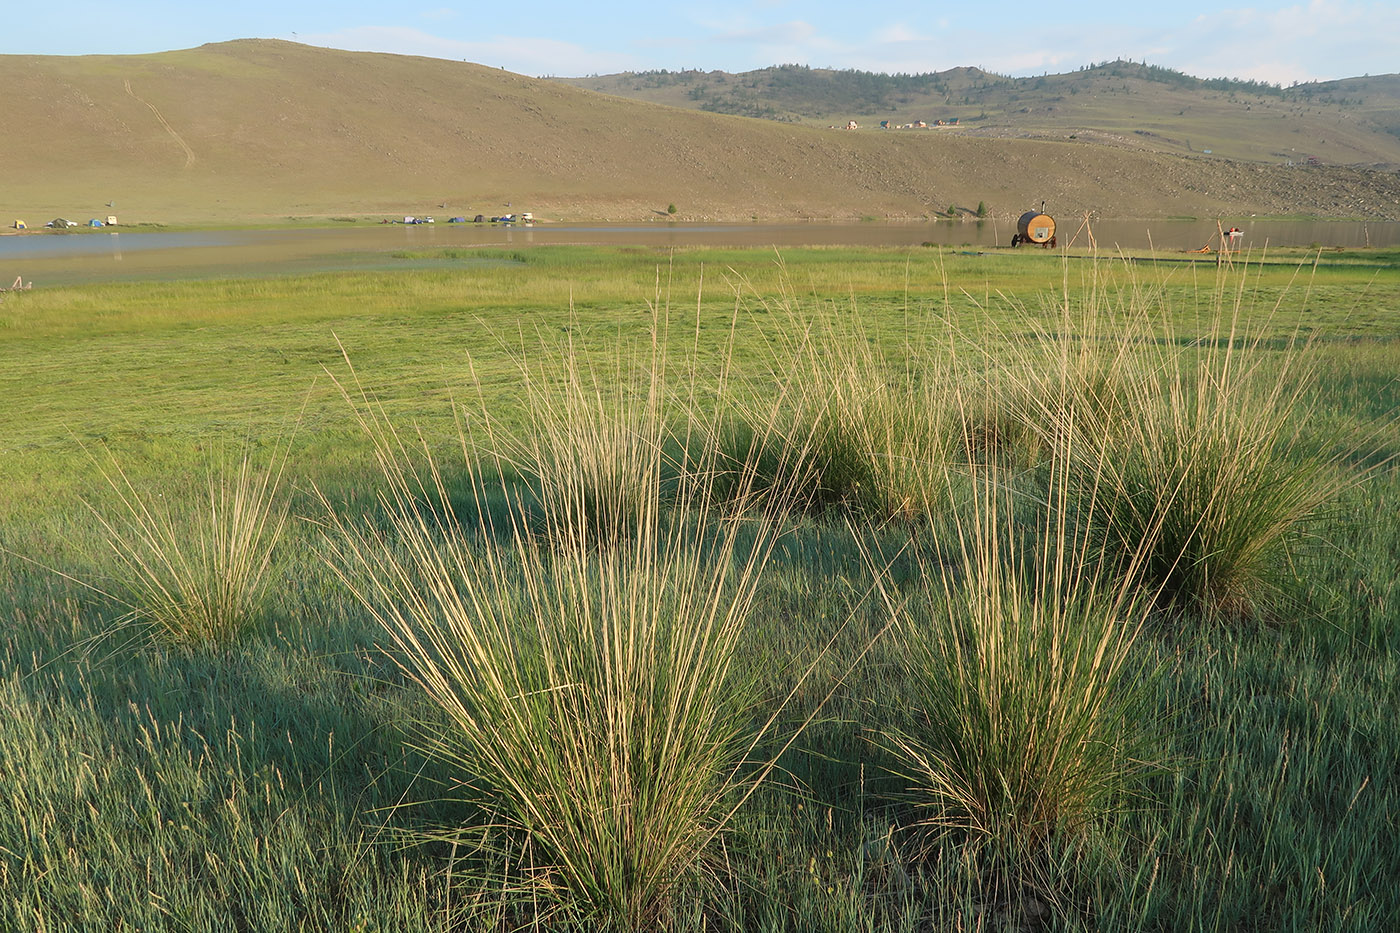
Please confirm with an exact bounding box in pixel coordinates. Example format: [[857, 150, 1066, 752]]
[[7, 1, 1395, 84]]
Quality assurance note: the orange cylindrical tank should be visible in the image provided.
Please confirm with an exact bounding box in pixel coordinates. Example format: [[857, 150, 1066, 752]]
[[1015, 211, 1056, 244]]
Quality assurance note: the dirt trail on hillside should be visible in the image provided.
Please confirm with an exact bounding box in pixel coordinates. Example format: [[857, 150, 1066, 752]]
[[124, 78, 195, 168]]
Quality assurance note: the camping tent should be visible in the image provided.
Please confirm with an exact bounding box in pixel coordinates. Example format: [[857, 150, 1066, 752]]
[[46, 218, 73, 228]]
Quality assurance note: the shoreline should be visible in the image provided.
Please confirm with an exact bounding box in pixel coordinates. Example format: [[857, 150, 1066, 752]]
[[4, 211, 1397, 237]]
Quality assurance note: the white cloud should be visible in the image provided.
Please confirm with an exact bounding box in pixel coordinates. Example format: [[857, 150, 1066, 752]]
[[871, 23, 931, 44], [958, 2, 1399, 83], [297, 3, 1399, 81], [1163, 1, 1400, 83], [713, 20, 817, 44], [829, 3, 1395, 83]]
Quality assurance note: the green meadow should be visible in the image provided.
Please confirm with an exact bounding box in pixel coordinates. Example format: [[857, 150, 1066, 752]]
[[2, 244, 1399, 930]]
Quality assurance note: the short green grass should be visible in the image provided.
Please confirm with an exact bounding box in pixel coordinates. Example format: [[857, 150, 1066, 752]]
[[2, 244, 1398, 930]]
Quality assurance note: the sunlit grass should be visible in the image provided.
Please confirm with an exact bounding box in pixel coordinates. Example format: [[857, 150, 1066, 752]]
[[875, 412, 1160, 898], [1014, 260, 1370, 621], [316, 315, 840, 929], [82, 445, 290, 646], [1, 246, 1397, 930]]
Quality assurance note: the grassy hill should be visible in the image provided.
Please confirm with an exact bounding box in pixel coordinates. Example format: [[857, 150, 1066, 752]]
[[3, 41, 1399, 225], [563, 61, 1400, 169]]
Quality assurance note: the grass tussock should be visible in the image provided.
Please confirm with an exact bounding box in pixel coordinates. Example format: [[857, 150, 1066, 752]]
[[506, 327, 677, 551], [876, 438, 1159, 880], [6, 248, 1399, 931], [1015, 264, 1361, 622], [319, 323, 823, 930], [722, 287, 957, 524], [84, 447, 290, 647]]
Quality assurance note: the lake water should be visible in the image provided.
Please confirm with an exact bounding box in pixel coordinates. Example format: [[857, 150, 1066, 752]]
[[4, 219, 1397, 285]]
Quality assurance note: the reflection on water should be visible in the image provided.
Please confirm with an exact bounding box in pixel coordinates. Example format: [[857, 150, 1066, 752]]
[[3, 218, 1397, 285]]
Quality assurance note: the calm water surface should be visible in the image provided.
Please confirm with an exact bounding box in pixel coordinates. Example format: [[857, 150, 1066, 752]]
[[4, 219, 1397, 285]]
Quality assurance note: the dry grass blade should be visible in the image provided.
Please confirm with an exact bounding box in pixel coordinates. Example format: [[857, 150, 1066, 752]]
[[718, 277, 957, 523], [318, 313, 846, 930], [1016, 257, 1362, 622], [85, 447, 290, 647], [874, 411, 1161, 897]]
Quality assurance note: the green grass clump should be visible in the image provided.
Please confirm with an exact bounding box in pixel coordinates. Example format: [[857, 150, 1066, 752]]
[[83, 447, 289, 646], [320, 326, 820, 930], [1090, 363, 1337, 621], [2, 246, 1398, 930], [509, 336, 670, 550], [876, 444, 1159, 892], [985, 257, 1367, 623], [827, 372, 955, 523], [722, 292, 956, 523], [1073, 322, 1349, 621]]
